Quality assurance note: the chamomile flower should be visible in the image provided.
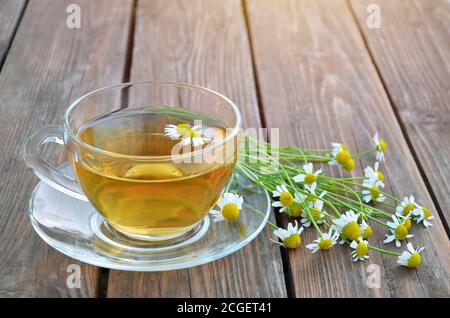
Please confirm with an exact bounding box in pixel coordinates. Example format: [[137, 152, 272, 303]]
[[361, 177, 385, 203], [329, 143, 355, 171], [303, 183, 327, 199], [331, 143, 346, 157], [398, 243, 424, 269], [350, 238, 369, 262], [272, 221, 304, 249], [332, 210, 361, 241], [164, 123, 211, 147], [364, 162, 385, 183], [293, 163, 322, 187], [384, 215, 413, 247], [402, 215, 413, 230], [360, 219, 373, 239], [306, 228, 339, 253], [301, 195, 325, 227], [272, 185, 294, 213], [412, 205, 434, 228], [395, 196, 420, 217], [209, 192, 243, 222], [372, 133, 387, 162], [304, 183, 318, 196]]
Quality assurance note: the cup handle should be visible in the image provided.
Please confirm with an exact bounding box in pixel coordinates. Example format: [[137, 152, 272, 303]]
[[22, 125, 88, 201]]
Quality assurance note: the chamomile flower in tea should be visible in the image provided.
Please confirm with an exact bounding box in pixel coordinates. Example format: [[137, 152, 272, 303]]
[[164, 123, 211, 147]]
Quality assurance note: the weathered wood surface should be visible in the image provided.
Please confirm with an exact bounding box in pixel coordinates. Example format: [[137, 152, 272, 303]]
[[106, 0, 286, 298], [245, 0, 450, 297], [350, 0, 450, 228], [0, 0, 26, 68], [0, 0, 133, 297]]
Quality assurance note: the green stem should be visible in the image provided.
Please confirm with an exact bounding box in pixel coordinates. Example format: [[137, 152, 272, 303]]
[[368, 245, 401, 257], [243, 202, 278, 230]]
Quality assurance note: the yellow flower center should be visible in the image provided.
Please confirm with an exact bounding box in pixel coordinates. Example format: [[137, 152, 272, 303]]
[[379, 140, 387, 153], [340, 144, 348, 151], [407, 252, 421, 268], [221, 203, 240, 221], [402, 203, 415, 216], [304, 173, 317, 185], [318, 239, 333, 250], [336, 150, 351, 165], [176, 123, 199, 138], [403, 218, 412, 230], [377, 171, 384, 182], [342, 158, 355, 171], [283, 233, 301, 249], [289, 202, 302, 217], [395, 224, 408, 240], [280, 192, 294, 206], [176, 123, 191, 133], [356, 242, 368, 257], [190, 130, 200, 138], [342, 221, 361, 241], [370, 185, 380, 200], [308, 208, 322, 222], [362, 225, 373, 239], [423, 207, 430, 219]]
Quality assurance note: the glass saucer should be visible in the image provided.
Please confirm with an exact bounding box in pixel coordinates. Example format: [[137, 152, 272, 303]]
[[27, 163, 270, 271]]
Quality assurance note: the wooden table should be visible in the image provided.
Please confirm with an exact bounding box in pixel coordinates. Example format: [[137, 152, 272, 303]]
[[0, 0, 449, 297]]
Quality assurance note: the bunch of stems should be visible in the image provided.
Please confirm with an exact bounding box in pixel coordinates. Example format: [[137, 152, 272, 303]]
[[235, 136, 412, 258]]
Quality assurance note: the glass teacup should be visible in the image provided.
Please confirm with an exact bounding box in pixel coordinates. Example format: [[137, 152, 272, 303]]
[[23, 82, 241, 241]]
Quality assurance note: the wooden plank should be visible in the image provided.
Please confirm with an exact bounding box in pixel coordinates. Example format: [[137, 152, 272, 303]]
[[246, 0, 450, 297], [350, 0, 450, 228], [106, 0, 287, 298], [0, 0, 26, 68], [0, 0, 133, 297]]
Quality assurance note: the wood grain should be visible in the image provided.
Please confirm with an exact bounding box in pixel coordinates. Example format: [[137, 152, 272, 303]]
[[106, 0, 287, 298], [246, 0, 450, 297], [350, 0, 450, 227], [0, 0, 133, 297], [0, 0, 26, 68]]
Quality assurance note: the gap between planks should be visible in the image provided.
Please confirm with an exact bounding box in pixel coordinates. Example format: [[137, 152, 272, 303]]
[[0, 0, 28, 73], [241, 0, 296, 298], [96, 0, 138, 298]]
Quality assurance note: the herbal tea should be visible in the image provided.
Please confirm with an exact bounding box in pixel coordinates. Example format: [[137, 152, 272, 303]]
[[72, 107, 235, 239]]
